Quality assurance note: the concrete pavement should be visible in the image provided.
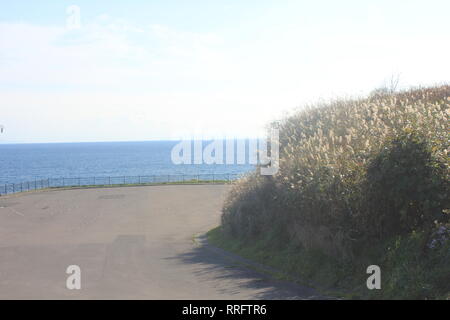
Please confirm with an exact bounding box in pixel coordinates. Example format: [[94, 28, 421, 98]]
[[0, 185, 320, 299]]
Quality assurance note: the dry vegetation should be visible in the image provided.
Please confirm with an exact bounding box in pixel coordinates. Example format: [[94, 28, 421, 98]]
[[215, 85, 450, 299]]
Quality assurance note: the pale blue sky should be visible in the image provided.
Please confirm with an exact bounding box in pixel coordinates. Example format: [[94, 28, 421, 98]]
[[1, 0, 449, 143]]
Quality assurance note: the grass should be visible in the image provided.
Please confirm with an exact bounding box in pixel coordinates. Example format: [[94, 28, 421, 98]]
[[216, 85, 450, 300], [208, 226, 450, 300], [207, 226, 351, 298]]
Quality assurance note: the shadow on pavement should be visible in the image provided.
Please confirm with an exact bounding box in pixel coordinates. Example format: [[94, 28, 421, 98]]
[[166, 235, 328, 300]]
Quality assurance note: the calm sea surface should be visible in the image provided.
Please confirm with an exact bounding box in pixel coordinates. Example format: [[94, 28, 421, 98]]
[[0, 141, 256, 184]]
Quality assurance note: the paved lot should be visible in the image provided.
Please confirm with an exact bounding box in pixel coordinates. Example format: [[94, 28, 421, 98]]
[[0, 185, 319, 299]]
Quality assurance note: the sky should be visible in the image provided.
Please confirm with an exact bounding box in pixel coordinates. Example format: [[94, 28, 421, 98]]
[[0, 0, 449, 143]]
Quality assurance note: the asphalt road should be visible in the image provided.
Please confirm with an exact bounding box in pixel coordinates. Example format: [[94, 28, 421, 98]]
[[0, 185, 320, 299]]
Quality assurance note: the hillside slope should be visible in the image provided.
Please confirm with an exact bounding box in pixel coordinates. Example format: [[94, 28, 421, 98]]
[[212, 85, 450, 299]]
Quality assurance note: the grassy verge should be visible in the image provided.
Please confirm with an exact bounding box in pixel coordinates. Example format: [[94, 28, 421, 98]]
[[208, 226, 450, 300], [207, 226, 351, 298]]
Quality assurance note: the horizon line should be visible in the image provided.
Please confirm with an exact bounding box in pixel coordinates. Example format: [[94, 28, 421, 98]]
[[0, 137, 264, 145]]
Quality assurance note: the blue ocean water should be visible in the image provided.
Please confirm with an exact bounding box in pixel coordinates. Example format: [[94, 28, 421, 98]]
[[0, 141, 256, 185]]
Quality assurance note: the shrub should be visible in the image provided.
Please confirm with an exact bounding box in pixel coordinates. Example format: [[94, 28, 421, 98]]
[[222, 174, 279, 239], [361, 129, 449, 241], [222, 85, 449, 259], [218, 85, 449, 298]]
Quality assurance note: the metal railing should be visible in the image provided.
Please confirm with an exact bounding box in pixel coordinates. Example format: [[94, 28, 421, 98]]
[[0, 173, 243, 196]]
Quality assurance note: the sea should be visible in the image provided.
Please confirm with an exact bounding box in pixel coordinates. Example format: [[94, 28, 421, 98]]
[[0, 141, 256, 185]]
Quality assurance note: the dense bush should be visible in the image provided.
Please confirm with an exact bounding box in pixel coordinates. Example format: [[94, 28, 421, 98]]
[[361, 129, 449, 241], [217, 86, 450, 298], [221, 86, 450, 261], [222, 174, 278, 238]]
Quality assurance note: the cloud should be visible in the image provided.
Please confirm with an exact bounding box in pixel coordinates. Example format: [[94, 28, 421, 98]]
[[0, 17, 277, 142], [1, 7, 449, 142], [0, 16, 230, 89]]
